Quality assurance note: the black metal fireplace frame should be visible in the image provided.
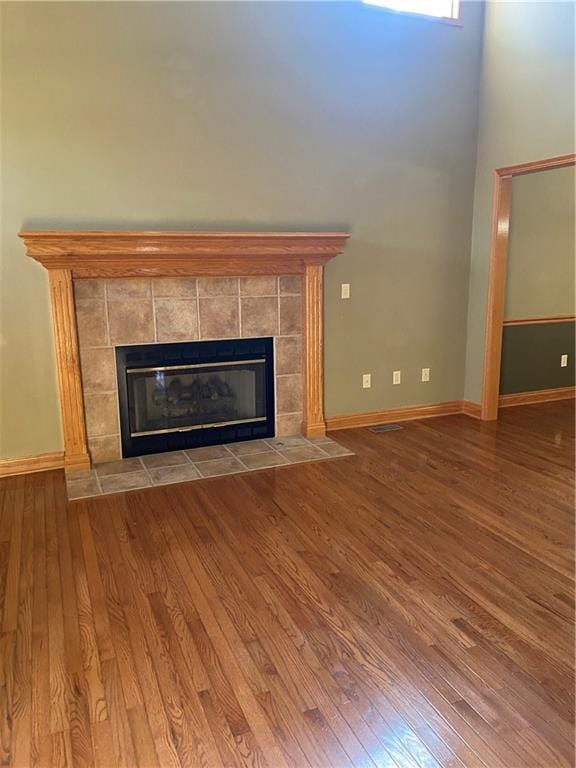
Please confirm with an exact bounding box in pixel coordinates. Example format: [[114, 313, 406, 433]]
[[115, 337, 275, 458]]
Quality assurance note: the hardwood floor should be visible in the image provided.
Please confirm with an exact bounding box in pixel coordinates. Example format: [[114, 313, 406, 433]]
[[1, 401, 574, 768]]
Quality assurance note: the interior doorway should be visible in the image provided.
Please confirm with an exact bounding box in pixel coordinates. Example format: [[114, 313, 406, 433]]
[[481, 153, 576, 420]]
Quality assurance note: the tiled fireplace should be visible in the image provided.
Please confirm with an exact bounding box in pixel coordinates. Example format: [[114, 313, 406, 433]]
[[19, 230, 349, 471], [75, 275, 303, 463]]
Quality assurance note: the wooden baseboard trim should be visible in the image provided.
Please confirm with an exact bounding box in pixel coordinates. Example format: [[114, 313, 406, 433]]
[[461, 400, 482, 419], [499, 386, 576, 408], [0, 451, 65, 478], [326, 401, 464, 431]]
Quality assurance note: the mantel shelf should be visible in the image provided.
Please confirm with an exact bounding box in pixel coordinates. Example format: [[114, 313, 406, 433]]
[[19, 230, 349, 277]]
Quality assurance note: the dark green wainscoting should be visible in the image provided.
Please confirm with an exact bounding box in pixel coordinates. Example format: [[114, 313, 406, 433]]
[[500, 322, 575, 394]]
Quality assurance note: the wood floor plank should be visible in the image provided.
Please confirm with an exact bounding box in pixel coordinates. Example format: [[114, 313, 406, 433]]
[[0, 401, 573, 767], [31, 485, 51, 768]]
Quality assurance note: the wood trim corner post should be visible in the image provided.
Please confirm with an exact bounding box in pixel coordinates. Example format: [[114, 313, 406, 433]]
[[481, 174, 512, 420], [481, 153, 576, 421], [48, 270, 91, 471], [303, 263, 326, 437]]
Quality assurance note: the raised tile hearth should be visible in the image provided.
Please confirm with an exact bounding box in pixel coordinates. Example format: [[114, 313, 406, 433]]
[[65, 435, 353, 499]]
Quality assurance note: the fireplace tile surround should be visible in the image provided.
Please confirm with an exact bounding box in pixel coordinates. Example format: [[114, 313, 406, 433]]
[[76, 275, 303, 463]]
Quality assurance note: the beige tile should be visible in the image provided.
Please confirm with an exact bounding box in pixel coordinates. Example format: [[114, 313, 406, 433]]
[[279, 296, 302, 335], [198, 297, 240, 339], [141, 451, 190, 468], [88, 435, 121, 464], [80, 348, 116, 392], [316, 441, 353, 457], [240, 277, 277, 296], [238, 452, 290, 470], [278, 445, 327, 463], [196, 457, 245, 477], [148, 464, 200, 486], [76, 299, 108, 347], [106, 279, 151, 299], [279, 275, 302, 295], [276, 336, 302, 375], [96, 457, 143, 477], [198, 278, 238, 297], [67, 476, 101, 500], [108, 299, 154, 344], [307, 435, 333, 444], [84, 393, 119, 437], [241, 297, 278, 338], [276, 374, 303, 415], [276, 413, 303, 436], [185, 445, 232, 462], [74, 279, 105, 299], [152, 278, 197, 298], [99, 471, 151, 495], [226, 439, 274, 456], [155, 299, 198, 342], [266, 435, 308, 449]]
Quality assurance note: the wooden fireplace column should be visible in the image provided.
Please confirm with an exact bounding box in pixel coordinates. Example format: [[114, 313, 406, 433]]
[[19, 231, 349, 470]]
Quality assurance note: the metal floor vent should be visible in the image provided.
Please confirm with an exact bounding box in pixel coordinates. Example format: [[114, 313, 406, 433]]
[[369, 423, 404, 433]]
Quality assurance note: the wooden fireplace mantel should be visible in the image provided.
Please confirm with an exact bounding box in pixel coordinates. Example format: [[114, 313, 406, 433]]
[[19, 230, 348, 277], [19, 230, 349, 470]]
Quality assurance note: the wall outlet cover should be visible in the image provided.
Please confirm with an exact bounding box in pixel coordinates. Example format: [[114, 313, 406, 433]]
[[363, 373, 371, 388], [393, 370, 401, 385], [341, 283, 351, 299]]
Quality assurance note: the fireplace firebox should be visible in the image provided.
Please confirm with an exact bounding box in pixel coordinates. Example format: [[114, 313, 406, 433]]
[[115, 338, 275, 458]]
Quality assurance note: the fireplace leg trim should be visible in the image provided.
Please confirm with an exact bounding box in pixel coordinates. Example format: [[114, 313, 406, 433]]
[[303, 263, 326, 438], [49, 269, 91, 471]]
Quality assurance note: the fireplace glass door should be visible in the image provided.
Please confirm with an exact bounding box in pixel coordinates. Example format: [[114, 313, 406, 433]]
[[127, 359, 267, 437], [116, 337, 275, 457]]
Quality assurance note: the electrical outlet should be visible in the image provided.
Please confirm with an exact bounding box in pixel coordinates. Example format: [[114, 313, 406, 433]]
[[341, 283, 350, 299], [561, 354, 568, 367], [393, 370, 401, 385], [363, 373, 371, 389], [421, 367, 430, 382]]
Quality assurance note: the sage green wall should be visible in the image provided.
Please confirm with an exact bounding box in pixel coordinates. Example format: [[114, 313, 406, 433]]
[[506, 166, 575, 319], [500, 323, 575, 394], [0, 1, 484, 458], [463, 1, 575, 404]]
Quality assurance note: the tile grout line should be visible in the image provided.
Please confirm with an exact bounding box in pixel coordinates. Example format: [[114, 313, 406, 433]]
[[139, 457, 154, 488], [151, 281, 159, 343], [196, 278, 202, 339], [237, 278, 242, 338], [103, 280, 112, 347]]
